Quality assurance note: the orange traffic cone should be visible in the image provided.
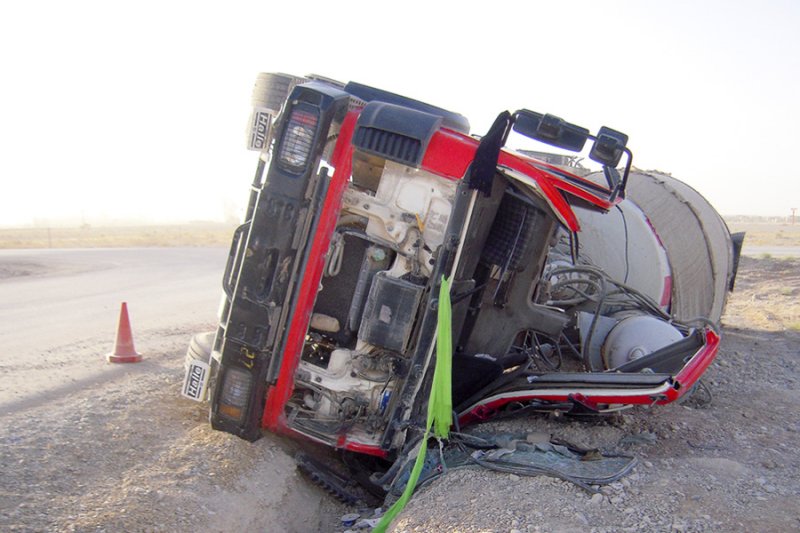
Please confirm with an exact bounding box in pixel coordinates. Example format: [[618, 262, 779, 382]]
[[107, 302, 142, 363]]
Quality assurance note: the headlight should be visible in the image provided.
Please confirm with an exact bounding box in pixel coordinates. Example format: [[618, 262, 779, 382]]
[[217, 367, 253, 422], [277, 105, 319, 174]]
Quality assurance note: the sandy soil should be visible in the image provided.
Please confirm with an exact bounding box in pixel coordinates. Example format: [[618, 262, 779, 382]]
[[726, 221, 800, 247], [0, 327, 345, 533], [0, 223, 237, 249], [1, 257, 798, 532]]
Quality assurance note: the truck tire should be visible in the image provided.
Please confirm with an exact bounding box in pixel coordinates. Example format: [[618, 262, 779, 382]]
[[252, 73, 305, 115], [184, 331, 218, 402]]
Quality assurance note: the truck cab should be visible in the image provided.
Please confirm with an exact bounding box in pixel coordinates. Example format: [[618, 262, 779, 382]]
[[183, 74, 731, 462]]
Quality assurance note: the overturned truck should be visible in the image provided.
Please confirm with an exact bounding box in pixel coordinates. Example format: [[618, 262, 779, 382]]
[[183, 73, 738, 473]]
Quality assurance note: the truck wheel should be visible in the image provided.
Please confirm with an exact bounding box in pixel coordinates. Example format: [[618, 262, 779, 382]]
[[252, 72, 305, 115], [184, 331, 218, 402]]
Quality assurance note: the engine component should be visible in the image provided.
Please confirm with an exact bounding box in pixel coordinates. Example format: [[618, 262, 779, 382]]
[[510, 330, 563, 370], [310, 313, 340, 333], [601, 315, 683, 369], [347, 246, 392, 332], [359, 161, 457, 251], [358, 272, 424, 353], [296, 345, 396, 423]]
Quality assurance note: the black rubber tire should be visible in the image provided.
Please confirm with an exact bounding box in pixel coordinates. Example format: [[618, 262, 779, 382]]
[[184, 331, 214, 367], [252, 73, 303, 115], [184, 331, 217, 402]]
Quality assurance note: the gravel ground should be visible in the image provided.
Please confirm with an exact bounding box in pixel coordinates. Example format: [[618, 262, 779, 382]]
[[0, 328, 345, 533], [1, 256, 798, 532], [390, 257, 800, 532]]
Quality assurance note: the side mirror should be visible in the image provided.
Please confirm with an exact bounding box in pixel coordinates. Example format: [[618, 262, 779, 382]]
[[513, 110, 589, 152], [511, 109, 633, 200], [589, 126, 628, 168]]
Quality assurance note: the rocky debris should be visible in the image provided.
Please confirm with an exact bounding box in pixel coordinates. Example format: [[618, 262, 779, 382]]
[[0, 330, 345, 533], [381, 259, 800, 532]]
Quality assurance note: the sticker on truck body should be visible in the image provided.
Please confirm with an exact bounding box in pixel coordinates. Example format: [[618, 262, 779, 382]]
[[182, 360, 210, 401]]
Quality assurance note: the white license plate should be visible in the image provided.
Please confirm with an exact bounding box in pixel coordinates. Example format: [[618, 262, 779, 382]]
[[182, 360, 210, 401]]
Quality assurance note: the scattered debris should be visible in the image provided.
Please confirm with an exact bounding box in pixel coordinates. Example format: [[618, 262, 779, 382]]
[[619, 431, 658, 447], [381, 432, 636, 500]]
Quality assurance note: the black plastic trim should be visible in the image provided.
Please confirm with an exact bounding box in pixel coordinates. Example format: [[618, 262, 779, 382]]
[[210, 82, 350, 441], [352, 102, 442, 168], [345, 81, 470, 134], [522, 372, 671, 386]]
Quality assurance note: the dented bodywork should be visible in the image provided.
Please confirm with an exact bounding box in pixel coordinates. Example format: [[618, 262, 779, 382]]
[[183, 74, 735, 469]]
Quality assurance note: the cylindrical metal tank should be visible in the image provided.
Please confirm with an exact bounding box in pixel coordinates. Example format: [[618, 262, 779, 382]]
[[618, 170, 734, 326], [570, 198, 672, 311]]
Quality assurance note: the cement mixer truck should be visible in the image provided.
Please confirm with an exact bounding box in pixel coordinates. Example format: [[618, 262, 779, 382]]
[[182, 73, 739, 485]]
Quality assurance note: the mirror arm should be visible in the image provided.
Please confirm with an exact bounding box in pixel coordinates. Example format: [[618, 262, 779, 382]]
[[612, 147, 633, 202]]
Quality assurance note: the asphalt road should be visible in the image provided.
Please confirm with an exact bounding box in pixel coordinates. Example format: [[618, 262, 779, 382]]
[[0, 246, 346, 533], [0, 247, 228, 411]]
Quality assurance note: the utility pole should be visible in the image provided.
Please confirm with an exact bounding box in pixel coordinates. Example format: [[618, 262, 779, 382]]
[[792, 208, 797, 225]]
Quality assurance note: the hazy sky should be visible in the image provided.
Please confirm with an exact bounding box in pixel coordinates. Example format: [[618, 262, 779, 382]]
[[1, 0, 798, 226]]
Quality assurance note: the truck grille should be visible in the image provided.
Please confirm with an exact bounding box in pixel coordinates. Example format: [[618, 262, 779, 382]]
[[352, 127, 422, 167]]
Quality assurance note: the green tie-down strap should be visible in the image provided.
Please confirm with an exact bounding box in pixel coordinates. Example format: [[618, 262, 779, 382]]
[[374, 276, 452, 533], [430, 275, 453, 439]]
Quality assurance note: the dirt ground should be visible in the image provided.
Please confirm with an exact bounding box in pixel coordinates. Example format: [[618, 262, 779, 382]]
[[0, 223, 237, 249], [392, 256, 800, 532], [726, 220, 800, 247], [1, 256, 798, 533], [0, 325, 346, 533]]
